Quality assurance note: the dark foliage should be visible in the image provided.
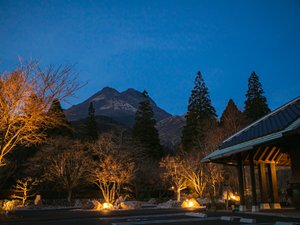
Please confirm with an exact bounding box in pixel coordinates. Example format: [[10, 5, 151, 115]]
[[220, 99, 245, 139], [181, 71, 217, 151], [47, 98, 73, 137], [82, 102, 98, 141], [132, 91, 163, 160], [244, 72, 270, 123]]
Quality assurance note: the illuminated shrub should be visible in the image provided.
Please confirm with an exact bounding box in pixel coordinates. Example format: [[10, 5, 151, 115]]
[[2, 200, 18, 211]]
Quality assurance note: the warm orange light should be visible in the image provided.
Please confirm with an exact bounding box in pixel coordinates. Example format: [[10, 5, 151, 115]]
[[188, 200, 194, 207], [103, 202, 109, 209], [182, 199, 197, 208], [101, 202, 113, 210], [230, 195, 240, 201]]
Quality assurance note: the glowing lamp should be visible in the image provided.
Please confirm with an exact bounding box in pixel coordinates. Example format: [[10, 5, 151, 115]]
[[182, 199, 199, 208], [188, 200, 194, 207], [103, 202, 109, 209]]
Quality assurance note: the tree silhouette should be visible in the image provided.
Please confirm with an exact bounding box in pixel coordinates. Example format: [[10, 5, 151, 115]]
[[82, 102, 98, 141], [181, 71, 217, 151], [244, 72, 270, 123], [47, 98, 73, 137], [220, 99, 245, 139], [132, 91, 163, 160]]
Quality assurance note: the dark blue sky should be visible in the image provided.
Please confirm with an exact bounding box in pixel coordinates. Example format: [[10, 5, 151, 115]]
[[1, 0, 299, 116]]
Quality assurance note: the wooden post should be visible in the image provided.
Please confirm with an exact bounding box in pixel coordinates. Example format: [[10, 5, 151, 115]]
[[258, 163, 269, 209], [250, 159, 258, 211], [267, 163, 280, 208], [288, 143, 300, 209], [237, 153, 246, 211]]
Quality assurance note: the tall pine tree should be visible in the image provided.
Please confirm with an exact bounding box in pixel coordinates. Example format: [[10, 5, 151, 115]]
[[181, 71, 217, 151], [244, 72, 270, 123], [132, 91, 163, 160], [82, 102, 98, 141], [47, 98, 73, 137], [220, 99, 245, 139]]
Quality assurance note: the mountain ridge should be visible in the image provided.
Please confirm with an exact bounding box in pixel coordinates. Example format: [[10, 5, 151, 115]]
[[65, 87, 172, 127]]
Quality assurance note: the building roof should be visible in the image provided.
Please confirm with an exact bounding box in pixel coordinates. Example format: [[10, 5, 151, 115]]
[[202, 96, 300, 163]]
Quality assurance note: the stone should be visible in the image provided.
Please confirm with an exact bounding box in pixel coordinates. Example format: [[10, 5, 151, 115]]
[[239, 205, 247, 211], [260, 203, 270, 209], [251, 205, 259, 212], [271, 203, 281, 209], [91, 200, 102, 210], [147, 198, 157, 204], [34, 195, 42, 207], [157, 200, 181, 208], [83, 200, 102, 210], [114, 196, 125, 206], [120, 201, 142, 210], [74, 199, 83, 208], [221, 216, 234, 221], [196, 198, 211, 205]]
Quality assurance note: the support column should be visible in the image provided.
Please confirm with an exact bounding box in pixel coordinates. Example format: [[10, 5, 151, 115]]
[[258, 163, 270, 209], [250, 159, 259, 212], [288, 144, 300, 209], [267, 163, 281, 209], [237, 153, 246, 211]]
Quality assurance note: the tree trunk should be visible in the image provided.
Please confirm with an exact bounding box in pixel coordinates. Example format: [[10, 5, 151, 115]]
[[177, 189, 181, 202], [67, 189, 72, 204]]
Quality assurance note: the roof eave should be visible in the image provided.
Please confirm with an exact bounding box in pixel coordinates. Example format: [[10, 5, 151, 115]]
[[202, 118, 300, 163]]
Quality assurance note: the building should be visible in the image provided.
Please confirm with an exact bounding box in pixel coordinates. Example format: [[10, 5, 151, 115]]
[[202, 96, 300, 211]]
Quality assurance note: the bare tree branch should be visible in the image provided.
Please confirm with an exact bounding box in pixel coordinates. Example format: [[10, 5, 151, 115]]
[[0, 60, 84, 166]]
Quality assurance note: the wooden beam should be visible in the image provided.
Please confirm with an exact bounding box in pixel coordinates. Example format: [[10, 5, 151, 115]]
[[258, 146, 269, 161], [258, 163, 268, 203], [253, 147, 262, 161], [271, 148, 281, 162], [250, 159, 257, 206], [265, 146, 277, 162], [267, 163, 279, 203], [237, 153, 245, 206]]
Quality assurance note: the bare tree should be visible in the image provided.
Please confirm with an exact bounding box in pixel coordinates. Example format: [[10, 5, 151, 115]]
[[181, 152, 207, 197], [11, 177, 38, 206], [205, 162, 223, 202], [201, 127, 224, 202], [160, 155, 188, 202], [92, 133, 135, 204], [0, 60, 82, 166], [31, 138, 91, 203]]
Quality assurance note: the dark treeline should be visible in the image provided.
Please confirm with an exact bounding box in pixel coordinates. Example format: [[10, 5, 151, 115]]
[[0, 70, 270, 206]]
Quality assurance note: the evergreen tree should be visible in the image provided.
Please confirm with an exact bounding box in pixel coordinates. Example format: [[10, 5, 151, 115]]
[[47, 98, 73, 137], [244, 72, 270, 123], [82, 102, 98, 141], [132, 91, 163, 160], [181, 71, 217, 151], [220, 99, 245, 139]]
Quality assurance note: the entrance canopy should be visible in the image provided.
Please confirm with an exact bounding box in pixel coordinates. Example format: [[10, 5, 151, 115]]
[[202, 96, 300, 166], [202, 96, 300, 210]]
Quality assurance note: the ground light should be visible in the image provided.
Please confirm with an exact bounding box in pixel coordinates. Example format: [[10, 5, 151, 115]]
[[101, 202, 113, 210], [181, 199, 200, 208]]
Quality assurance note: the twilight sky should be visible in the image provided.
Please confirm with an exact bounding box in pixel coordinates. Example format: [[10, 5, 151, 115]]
[[0, 0, 299, 116]]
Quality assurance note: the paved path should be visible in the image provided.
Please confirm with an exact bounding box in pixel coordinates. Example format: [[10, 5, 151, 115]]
[[1, 208, 300, 225]]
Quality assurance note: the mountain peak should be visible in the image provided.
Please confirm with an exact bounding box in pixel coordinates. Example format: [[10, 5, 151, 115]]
[[65, 86, 172, 126], [100, 87, 120, 95], [122, 88, 141, 94]]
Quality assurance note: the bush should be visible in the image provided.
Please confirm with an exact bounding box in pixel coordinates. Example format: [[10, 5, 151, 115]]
[[2, 200, 19, 211]]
